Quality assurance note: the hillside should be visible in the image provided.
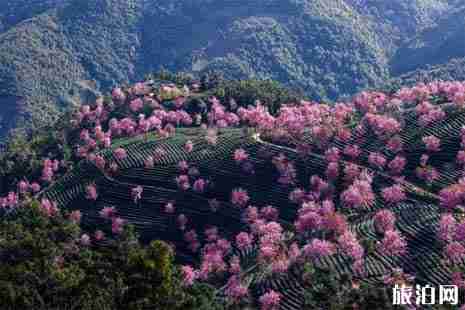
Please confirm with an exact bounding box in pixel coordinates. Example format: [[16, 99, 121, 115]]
[[391, 5, 465, 76], [2, 74, 465, 308], [42, 126, 448, 309], [0, 0, 67, 32], [338, 0, 449, 56], [0, 0, 460, 138], [0, 0, 142, 136], [389, 58, 465, 89], [142, 0, 391, 100], [27, 78, 465, 309]]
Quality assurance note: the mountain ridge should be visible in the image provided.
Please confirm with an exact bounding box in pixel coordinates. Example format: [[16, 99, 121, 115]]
[[0, 0, 463, 138]]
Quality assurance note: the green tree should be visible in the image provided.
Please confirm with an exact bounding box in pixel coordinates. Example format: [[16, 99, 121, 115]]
[[0, 201, 220, 310]]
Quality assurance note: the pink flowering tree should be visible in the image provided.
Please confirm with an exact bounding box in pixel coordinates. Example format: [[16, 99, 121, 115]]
[[5, 77, 465, 309]]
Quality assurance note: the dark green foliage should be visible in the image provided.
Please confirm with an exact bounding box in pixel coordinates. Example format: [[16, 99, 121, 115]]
[[0, 102, 78, 194], [0, 201, 220, 310], [391, 6, 465, 76], [212, 79, 304, 114], [347, 0, 450, 53], [155, 0, 390, 101], [150, 69, 304, 114], [386, 57, 465, 91], [0, 0, 67, 31], [384, 3, 465, 87], [387, 3, 465, 87], [0, 127, 68, 195], [201, 71, 226, 91], [151, 69, 196, 87], [302, 264, 395, 310], [0, 0, 142, 138]]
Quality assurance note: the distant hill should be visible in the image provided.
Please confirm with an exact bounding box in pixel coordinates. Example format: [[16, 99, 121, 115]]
[[346, 0, 449, 56], [0, 0, 141, 135], [391, 5, 465, 76], [388, 58, 465, 89], [0, 0, 67, 32], [0, 0, 462, 138]]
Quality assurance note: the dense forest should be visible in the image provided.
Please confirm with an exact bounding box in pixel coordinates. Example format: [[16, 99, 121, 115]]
[[0, 0, 464, 139]]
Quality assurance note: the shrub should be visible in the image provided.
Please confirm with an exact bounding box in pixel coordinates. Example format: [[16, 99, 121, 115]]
[[212, 79, 304, 114], [302, 264, 395, 310]]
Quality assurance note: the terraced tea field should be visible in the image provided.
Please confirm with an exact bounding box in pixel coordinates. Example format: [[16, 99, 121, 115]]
[[41, 103, 465, 309]]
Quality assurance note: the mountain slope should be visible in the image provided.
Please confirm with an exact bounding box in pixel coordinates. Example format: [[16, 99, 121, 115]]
[[0, 12, 86, 132], [389, 58, 465, 89], [0, 0, 142, 135], [0, 0, 67, 32], [391, 5, 465, 76], [42, 127, 446, 309], [346, 0, 450, 57], [0, 0, 459, 138], [34, 78, 465, 309], [106, 0, 391, 100]]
